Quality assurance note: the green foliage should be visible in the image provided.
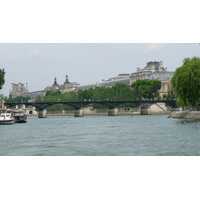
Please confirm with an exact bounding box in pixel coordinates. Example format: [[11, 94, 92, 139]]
[[171, 57, 200, 106], [44, 90, 76, 111], [92, 87, 104, 101], [41, 84, 137, 110], [78, 88, 94, 101], [0, 68, 5, 90], [24, 82, 161, 111], [62, 91, 78, 101], [176, 99, 188, 108], [5, 95, 30, 108], [131, 79, 161, 99], [35, 95, 43, 102], [112, 83, 133, 100], [0, 94, 8, 101], [163, 87, 177, 107]]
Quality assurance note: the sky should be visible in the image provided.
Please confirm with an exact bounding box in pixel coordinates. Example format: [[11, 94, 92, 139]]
[[1, 1, 200, 97], [0, 43, 200, 96]]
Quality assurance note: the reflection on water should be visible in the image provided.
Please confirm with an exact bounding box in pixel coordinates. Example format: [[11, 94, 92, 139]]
[[176, 119, 200, 125]]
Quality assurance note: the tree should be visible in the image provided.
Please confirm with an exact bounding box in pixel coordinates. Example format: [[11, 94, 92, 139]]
[[44, 90, 62, 102], [112, 83, 133, 100], [171, 57, 200, 107], [0, 68, 5, 90], [131, 79, 161, 100], [163, 87, 177, 107], [78, 88, 94, 101]]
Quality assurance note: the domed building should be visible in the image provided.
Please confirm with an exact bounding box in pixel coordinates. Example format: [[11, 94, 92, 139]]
[[18, 74, 80, 99], [130, 61, 174, 97], [44, 74, 80, 93]]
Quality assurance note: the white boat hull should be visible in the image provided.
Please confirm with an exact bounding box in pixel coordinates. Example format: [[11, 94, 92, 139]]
[[0, 119, 15, 125]]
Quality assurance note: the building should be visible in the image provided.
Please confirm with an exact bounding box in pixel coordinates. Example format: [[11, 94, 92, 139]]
[[19, 74, 80, 99], [77, 74, 130, 91], [10, 61, 174, 99], [9, 83, 29, 98], [130, 61, 174, 97], [44, 74, 80, 93]]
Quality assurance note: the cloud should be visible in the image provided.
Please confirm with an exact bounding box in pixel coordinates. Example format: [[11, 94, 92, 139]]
[[144, 43, 166, 52], [30, 47, 42, 56]]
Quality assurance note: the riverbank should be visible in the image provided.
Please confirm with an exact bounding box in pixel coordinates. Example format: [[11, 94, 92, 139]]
[[168, 111, 200, 119]]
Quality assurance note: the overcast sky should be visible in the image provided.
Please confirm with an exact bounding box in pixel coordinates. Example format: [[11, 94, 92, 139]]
[[0, 43, 200, 96], [1, 0, 200, 97]]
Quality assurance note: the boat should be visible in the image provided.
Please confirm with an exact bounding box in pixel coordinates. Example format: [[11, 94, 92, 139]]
[[0, 110, 15, 125], [13, 111, 27, 123]]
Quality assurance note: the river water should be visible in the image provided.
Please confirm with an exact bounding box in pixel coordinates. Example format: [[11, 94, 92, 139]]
[[0, 114, 200, 156]]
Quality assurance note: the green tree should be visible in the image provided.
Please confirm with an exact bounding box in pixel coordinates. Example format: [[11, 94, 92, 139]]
[[5, 95, 30, 105], [163, 87, 177, 107], [171, 57, 200, 107], [131, 79, 161, 99], [112, 83, 133, 100], [44, 90, 62, 102], [43, 90, 76, 111], [62, 91, 78, 101], [77, 88, 94, 101], [0, 68, 5, 90], [0, 94, 8, 102]]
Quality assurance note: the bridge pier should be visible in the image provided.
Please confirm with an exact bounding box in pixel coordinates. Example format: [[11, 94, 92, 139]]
[[108, 108, 118, 116], [38, 109, 47, 118], [74, 108, 84, 117], [20, 104, 26, 109], [140, 106, 151, 115]]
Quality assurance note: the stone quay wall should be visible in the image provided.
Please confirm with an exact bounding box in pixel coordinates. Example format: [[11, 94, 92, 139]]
[[45, 107, 140, 116], [11, 103, 176, 116], [168, 111, 200, 119]]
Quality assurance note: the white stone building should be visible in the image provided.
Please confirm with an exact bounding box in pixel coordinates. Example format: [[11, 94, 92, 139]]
[[130, 61, 174, 97], [9, 83, 29, 98]]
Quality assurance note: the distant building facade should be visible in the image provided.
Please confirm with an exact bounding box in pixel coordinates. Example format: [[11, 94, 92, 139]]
[[130, 61, 174, 97], [44, 74, 80, 93], [10, 61, 174, 99], [77, 74, 130, 91], [9, 83, 29, 98], [19, 74, 80, 99]]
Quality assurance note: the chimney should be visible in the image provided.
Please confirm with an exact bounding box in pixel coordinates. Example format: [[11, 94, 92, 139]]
[[26, 83, 29, 93]]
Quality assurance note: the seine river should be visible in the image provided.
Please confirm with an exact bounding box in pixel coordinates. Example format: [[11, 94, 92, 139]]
[[1, 114, 200, 156]]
